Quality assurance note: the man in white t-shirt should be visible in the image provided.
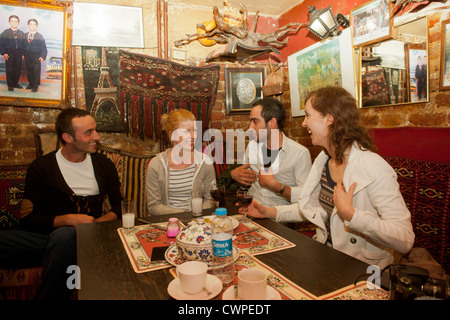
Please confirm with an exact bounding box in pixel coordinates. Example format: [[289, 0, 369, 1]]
[[0, 108, 122, 299], [231, 98, 311, 206]]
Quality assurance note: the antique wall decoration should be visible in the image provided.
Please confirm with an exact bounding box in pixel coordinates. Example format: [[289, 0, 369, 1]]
[[174, 1, 304, 63], [224, 67, 264, 115], [288, 28, 355, 117], [350, 0, 393, 47], [72, 2, 144, 48], [81, 47, 123, 132], [440, 18, 450, 90], [0, 0, 71, 108], [119, 51, 220, 142]]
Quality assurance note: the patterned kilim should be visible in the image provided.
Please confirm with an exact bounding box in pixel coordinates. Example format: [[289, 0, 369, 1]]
[[97, 144, 154, 217], [0, 165, 28, 230], [361, 69, 390, 106], [384, 157, 449, 274], [119, 51, 220, 141]]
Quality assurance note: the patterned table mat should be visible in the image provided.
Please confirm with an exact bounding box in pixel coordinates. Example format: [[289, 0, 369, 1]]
[[220, 251, 319, 300], [230, 215, 296, 255], [118, 222, 174, 273], [318, 281, 389, 300], [118, 215, 296, 273]]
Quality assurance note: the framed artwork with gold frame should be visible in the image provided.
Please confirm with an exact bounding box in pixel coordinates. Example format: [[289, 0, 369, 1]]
[[440, 19, 450, 90], [350, 0, 393, 48], [0, 0, 71, 108], [225, 67, 264, 115]]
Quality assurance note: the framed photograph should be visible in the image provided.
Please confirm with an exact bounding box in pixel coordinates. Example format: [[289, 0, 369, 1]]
[[0, 0, 71, 108], [72, 3, 144, 48], [288, 28, 355, 117], [225, 67, 264, 115], [440, 19, 450, 90], [407, 46, 428, 102], [350, 0, 392, 47]]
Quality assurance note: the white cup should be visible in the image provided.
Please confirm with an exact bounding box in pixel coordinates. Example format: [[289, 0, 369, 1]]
[[177, 261, 208, 295], [191, 197, 203, 217], [121, 200, 136, 230], [238, 269, 267, 300]]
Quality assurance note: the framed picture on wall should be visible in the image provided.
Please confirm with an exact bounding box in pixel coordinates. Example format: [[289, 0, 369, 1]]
[[225, 67, 264, 115], [0, 0, 71, 108], [288, 28, 355, 117], [407, 46, 427, 102], [440, 19, 450, 90], [350, 0, 393, 47]]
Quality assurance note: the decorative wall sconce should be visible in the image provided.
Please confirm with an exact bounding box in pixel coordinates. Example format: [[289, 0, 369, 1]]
[[307, 5, 349, 39]]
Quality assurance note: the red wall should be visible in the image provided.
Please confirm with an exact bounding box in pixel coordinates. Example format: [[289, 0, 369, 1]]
[[278, 0, 368, 61]]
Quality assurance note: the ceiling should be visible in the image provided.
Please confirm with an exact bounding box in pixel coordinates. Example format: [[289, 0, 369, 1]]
[[169, 0, 305, 17]]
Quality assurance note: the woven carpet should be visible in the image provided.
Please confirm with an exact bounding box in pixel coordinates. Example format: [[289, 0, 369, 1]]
[[361, 69, 390, 107], [0, 165, 28, 230], [384, 156, 449, 274], [119, 51, 220, 141]]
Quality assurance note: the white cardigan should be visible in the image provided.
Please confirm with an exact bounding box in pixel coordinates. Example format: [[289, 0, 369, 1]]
[[275, 144, 415, 268]]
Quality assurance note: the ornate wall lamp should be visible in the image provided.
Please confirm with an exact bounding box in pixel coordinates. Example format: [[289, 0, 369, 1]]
[[307, 5, 349, 39]]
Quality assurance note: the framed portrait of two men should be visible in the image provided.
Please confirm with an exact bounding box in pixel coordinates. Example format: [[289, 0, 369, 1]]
[[0, 0, 71, 108]]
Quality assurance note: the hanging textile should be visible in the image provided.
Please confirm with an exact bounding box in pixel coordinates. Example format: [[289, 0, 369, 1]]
[[119, 50, 220, 142]]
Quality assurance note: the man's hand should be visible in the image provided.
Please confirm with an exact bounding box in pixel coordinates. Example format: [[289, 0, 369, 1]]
[[3, 54, 9, 61], [230, 163, 257, 186], [258, 167, 279, 190]]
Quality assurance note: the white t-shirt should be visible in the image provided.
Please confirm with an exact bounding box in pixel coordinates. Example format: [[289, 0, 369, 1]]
[[56, 148, 99, 196]]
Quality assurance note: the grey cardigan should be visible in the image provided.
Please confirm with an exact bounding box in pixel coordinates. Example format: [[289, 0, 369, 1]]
[[146, 148, 216, 215]]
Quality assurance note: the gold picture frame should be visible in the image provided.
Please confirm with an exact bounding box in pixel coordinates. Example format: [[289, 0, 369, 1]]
[[350, 0, 393, 48], [440, 19, 450, 91], [225, 67, 264, 115], [0, 0, 72, 108]]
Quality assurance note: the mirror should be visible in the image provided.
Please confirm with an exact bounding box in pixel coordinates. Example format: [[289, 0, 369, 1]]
[[356, 16, 428, 108]]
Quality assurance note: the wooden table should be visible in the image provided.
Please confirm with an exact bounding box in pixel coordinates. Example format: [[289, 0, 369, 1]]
[[76, 200, 386, 300]]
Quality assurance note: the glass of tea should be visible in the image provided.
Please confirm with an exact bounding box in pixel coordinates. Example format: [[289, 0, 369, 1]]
[[210, 181, 225, 207], [237, 189, 253, 222]]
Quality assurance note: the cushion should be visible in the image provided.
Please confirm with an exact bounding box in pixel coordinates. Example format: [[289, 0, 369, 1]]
[[384, 156, 449, 274], [0, 267, 42, 300], [97, 144, 154, 217], [0, 165, 28, 230]]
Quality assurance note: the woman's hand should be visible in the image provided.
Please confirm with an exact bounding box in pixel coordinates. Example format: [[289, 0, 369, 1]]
[[237, 199, 277, 219], [333, 179, 356, 221]]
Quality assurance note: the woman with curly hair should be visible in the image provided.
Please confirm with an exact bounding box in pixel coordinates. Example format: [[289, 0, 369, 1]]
[[244, 86, 414, 268]]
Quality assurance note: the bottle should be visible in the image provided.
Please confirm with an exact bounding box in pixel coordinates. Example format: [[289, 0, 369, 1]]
[[211, 208, 235, 284], [166, 217, 179, 238]]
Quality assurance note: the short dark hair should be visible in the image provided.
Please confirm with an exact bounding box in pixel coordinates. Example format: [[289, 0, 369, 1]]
[[252, 97, 285, 130], [28, 18, 38, 26], [9, 15, 19, 22], [56, 108, 91, 145]]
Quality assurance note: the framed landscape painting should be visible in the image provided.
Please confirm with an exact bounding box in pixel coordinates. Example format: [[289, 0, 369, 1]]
[[288, 28, 355, 117]]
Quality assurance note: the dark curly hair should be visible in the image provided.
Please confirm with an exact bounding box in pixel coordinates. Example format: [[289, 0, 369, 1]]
[[305, 86, 376, 164]]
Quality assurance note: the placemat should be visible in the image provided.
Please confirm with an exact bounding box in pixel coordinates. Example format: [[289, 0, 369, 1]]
[[117, 222, 174, 273], [169, 251, 318, 300], [230, 215, 296, 255], [318, 281, 389, 300], [220, 251, 318, 300]]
